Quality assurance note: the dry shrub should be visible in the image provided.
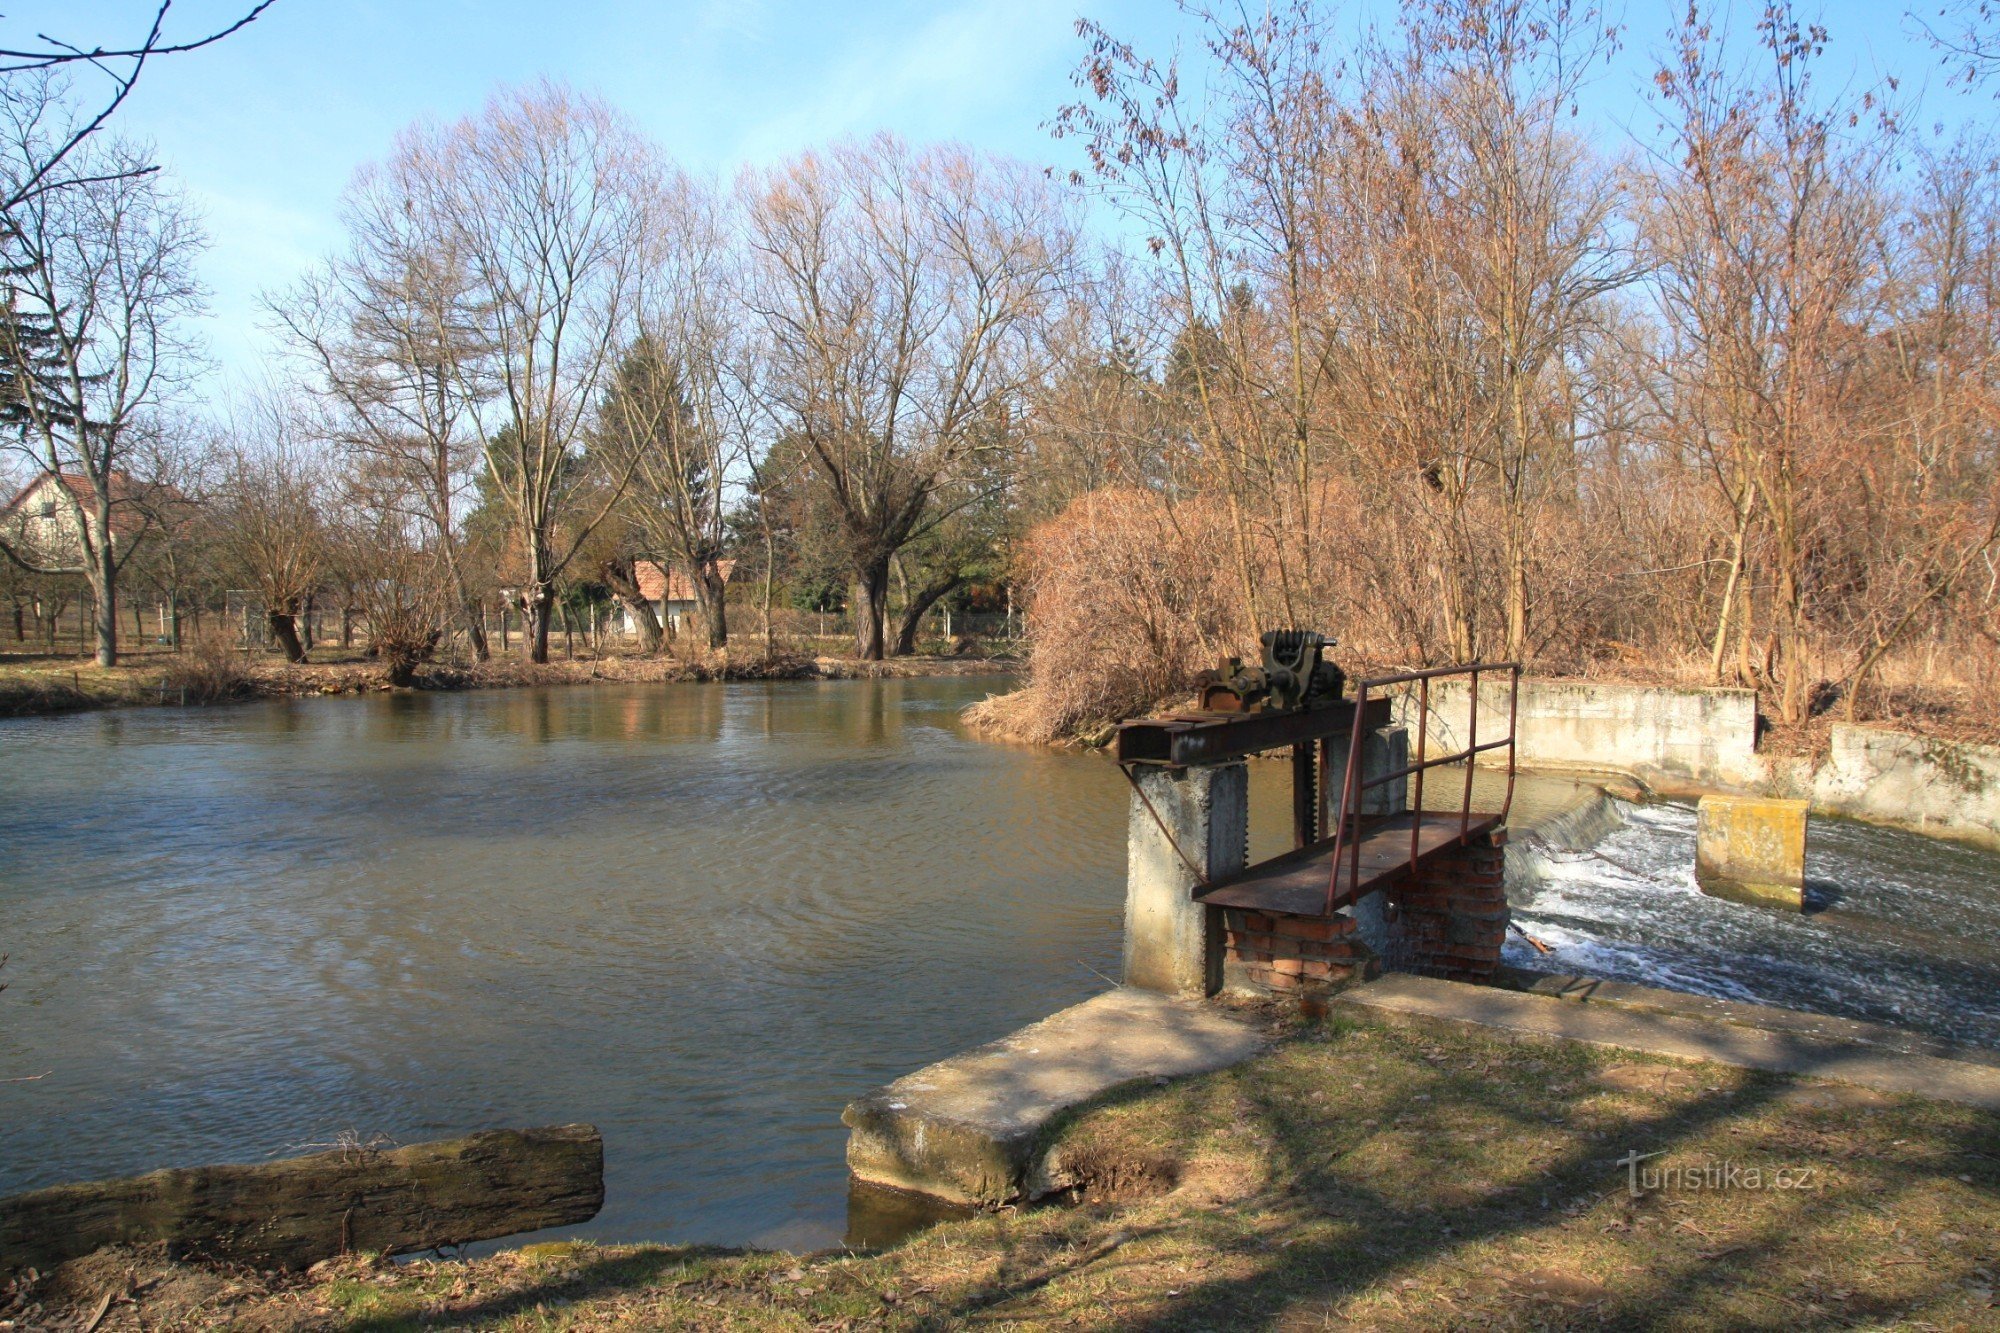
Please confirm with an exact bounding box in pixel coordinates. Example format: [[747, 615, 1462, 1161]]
[[969, 489, 1245, 744], [158, 635, 253, 704], [366, 604, 443, 688]]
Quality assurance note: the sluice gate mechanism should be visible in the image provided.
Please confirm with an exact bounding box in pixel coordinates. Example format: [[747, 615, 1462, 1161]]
[[1116, 632, 1522, 919]]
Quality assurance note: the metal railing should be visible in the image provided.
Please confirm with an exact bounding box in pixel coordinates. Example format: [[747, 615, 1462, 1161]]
[[1322, 662, 1522, 914]]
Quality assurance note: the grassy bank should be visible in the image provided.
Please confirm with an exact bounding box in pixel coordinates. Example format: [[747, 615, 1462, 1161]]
[[13, 1008, 1995, 1330], [0, 645, 1014, 719]]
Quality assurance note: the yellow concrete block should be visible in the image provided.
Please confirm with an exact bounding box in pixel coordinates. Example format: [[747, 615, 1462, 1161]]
[[1696, 795, 1808, 911]]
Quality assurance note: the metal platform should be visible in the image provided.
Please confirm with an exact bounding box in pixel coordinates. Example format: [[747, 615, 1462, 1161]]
[[1195, 811, 1503, 916]]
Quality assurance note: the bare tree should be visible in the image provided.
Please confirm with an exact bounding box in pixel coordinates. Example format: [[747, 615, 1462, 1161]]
[[0, 123, 204, 666], [386, 82, 675, 664], [1639, 2, 1888, 720], [270, 156, 495, 660], [213, 400, 330, 664], [0, 2, 277, 217], [324, 478, 454, 685], [743, 135, 1074, 660], [591, 182, 748, 653]]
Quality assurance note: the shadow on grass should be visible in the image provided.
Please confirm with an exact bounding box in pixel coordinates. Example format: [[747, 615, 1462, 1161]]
[[917, 1013, 2000, 1329], [337, 1246, 727, 1332]]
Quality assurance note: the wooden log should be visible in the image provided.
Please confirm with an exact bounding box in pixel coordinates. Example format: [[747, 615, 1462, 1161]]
[[0, 1124, 602, 1275]]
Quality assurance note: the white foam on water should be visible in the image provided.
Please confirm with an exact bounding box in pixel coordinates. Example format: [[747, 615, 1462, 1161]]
[[1508, 798, 2000, 1050]]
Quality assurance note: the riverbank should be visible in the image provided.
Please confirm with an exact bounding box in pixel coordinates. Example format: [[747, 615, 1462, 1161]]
[[0, 646, 1016, 719], [12, 1006, 1995, 1330]]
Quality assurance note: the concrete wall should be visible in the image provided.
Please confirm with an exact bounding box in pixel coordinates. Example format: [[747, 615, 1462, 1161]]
[[1407, 677, 1764, 788], [1123, 762, 1245, 997], [1401, 677, 2000, 852], [1805, 725, 2000, 852]]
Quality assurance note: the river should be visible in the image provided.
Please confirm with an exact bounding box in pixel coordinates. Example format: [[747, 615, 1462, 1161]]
[[0, 677, 1137, 1250], [3, 677, 1995, 1252]]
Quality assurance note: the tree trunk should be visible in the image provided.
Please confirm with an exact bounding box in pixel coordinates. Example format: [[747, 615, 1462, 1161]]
[[693, 559, 729, 651], [522, 586, 553, 664], [91, 543, 118, 667], [12, 604, 23, 641], [301, 594, 317, 652], [762, 523, 776, 663], [340, 605, 355, 649], [267, 606, 307, 663], [853, 560, 890, 661], [892, 573, 964, 657], [601, 558, 664, 654], [1504, 533, 1528, 661], [1709, 506, 1751, 683], [168, 594, 182, 651], [0, 1124, 603, 1276]]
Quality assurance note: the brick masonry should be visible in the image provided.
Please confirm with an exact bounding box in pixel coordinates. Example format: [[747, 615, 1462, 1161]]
[[1220, 829, 1509, 995], [1381, 829, 1510, 984], [1221, 906, 1375, 995]]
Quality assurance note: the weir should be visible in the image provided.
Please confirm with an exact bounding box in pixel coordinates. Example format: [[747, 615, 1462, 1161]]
[[844, 636, 1525, 1207]]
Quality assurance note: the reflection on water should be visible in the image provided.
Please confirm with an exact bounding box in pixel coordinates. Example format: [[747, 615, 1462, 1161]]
[[1511, 798, 2000, 1049], [0, 678, 1131, 1251]]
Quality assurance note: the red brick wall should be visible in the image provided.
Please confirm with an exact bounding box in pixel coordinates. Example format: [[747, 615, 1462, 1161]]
[[1220, 830, 1509, 995], [1221, 908, 1374, 994], [1385, 830, 1508, 983]]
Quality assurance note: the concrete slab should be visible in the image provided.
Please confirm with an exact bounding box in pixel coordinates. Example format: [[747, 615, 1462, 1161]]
[[842, 988, 1267, 1206], [1339, 973, 2000, 1111], [1493, 966, 2000, 1069]]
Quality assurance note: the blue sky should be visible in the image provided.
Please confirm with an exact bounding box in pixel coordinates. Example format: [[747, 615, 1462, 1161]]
[[5, 1, 1989, 401]]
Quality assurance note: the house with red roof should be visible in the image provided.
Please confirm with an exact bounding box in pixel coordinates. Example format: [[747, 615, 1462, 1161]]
[[624, 558, 734, 635], [0, 471, 156, 570]]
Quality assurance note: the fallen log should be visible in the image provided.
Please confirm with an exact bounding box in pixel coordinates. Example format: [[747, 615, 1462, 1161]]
[[0, 1124, 602, 1275]]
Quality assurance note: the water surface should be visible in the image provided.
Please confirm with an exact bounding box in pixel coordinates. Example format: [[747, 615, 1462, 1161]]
[[0, 678, 1134, 1250]]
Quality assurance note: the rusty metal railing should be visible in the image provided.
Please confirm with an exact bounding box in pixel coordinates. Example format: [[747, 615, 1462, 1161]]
[[1322, 662, 1522, 914]]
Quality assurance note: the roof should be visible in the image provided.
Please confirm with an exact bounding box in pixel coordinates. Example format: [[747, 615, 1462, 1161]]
[[636, 559, 736, 602]]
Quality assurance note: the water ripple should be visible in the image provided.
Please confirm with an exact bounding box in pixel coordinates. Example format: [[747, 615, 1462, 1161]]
[[0, 677, 1125, 1248]]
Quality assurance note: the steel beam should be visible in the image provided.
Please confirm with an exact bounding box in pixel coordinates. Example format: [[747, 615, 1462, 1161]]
[[1114, 696, 1391, 768]]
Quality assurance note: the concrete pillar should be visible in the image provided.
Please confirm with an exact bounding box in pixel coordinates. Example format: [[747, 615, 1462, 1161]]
[[1335, 726, 1409, 960], [1124, 762, 1246, 997], [1328, 725, 1410, 818], [1696, 795, 1808, 910]]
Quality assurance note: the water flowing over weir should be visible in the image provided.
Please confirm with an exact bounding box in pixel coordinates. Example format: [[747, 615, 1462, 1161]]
[[1509, 798, 2000, 1051]]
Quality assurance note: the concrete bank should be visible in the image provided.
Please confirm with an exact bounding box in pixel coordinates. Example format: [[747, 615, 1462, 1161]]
[[842, 988, 1267, 1206], [1411, 676, 2000, 851], [1341, 972, 2000, 1111]]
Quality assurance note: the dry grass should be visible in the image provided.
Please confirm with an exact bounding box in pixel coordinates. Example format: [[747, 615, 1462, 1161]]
[[0, 644, 1014, 720], [16, 1009, 1996, 1330]]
